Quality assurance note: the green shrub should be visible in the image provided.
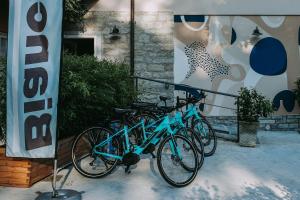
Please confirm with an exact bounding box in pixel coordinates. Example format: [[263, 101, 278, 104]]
[[294, 79, 300, 106], [0, 57, 6, 142], [59, 53, 136, 138], [0, 54, 136, 142], [65, 0, 87, 24], [235, 87, 274, 122]]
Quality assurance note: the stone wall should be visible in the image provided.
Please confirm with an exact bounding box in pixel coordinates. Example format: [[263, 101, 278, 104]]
[[206, 116, 238, 136], [259, 115, 300, 131], [207, 115, 300, 137], [134, 12, 174, 103], [65, 11, 174, 103]]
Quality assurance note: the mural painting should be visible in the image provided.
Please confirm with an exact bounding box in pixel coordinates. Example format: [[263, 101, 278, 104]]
[[174, 15, 300, 116]]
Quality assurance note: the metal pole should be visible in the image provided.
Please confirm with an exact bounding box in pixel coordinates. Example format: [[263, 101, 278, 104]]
[[130, 0, 135, 75], [133, 76, 239, 98], [51, 0, 66, 195], [35, 1, 81, 199], [52, 159, 58, 197], [237, 97, 240, 143], [135, 77, 138, 93]]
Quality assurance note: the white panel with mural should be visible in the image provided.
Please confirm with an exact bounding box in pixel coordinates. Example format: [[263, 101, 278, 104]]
[[174, 15, 300, 116]]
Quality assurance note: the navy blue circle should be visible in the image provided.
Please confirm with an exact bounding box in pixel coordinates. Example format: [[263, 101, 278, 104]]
[[231, 28, 236, 44], [250, 37, 287, 76], [273, 90, 295, 112]]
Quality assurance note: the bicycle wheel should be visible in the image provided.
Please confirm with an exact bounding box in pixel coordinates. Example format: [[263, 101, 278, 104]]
[[192, 119, 217, 157], [132, 113, 158, 143], [175, 127, 204, 170], [133, 113, 158, 129], [72, 127, 121, 178], [157, 134, 199, 187]]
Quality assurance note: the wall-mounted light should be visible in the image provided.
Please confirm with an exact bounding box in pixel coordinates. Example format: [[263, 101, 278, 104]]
[[249, 26, 262, 44], [252, 26, 262, 37], [241, 26, 263, 54], [109, 25, 121, 41]]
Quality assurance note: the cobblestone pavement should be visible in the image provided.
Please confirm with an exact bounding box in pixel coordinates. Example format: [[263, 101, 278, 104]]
[[0, 131, 300, 200]]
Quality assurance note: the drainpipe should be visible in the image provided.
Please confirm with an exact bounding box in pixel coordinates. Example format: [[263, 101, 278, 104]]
[[130, 0, 135, 75]]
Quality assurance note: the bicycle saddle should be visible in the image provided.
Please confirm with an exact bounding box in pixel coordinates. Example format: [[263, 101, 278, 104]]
[[159, 106, 174, 113], [113, 108, 136, 115], [176, 102, 186, 109], [131, 102, 156, 108], [159, 96, 170, 101], [187, 97, 199, 104]]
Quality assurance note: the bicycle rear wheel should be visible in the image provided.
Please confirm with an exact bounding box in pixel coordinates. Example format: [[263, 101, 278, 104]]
[[132, 113, 158, 142], [72, 127, 120, 178], [157, 135, 199, 187], [192, 119, 217, 157], [175, 127, 205, 170]]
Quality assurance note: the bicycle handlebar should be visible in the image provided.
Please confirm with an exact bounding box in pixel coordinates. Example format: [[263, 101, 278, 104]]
[[176, 96, 200, 105]]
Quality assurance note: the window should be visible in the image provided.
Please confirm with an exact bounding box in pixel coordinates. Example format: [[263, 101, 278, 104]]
[[64, 38, 94, 56], [0, 33, 7, 58]]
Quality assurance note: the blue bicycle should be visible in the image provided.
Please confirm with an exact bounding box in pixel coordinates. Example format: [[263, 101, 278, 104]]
[[72, 108, 199, 187], [132, 96, 217, 157]]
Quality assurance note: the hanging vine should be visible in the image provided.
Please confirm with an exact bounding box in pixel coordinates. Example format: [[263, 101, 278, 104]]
[[64, 0, 87, 24]]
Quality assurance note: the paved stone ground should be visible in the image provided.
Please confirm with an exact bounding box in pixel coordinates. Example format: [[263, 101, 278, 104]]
[[0, 131, 300, 200]]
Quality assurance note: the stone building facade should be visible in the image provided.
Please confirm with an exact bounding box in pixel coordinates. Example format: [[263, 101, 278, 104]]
[[65, 9, 174, 103], [49, 1, 300, 133], [2, 0, 300, 133]]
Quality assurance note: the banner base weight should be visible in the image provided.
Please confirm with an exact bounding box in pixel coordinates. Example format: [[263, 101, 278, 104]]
[[35, 189, 82, 200]]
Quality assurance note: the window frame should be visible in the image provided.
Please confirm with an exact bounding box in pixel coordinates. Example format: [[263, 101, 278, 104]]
[[64, 32, 101, 59], [0, 32, 7, 57]]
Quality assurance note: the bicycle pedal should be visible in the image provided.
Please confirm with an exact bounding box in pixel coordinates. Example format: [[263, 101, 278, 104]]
[[151, 152, 156, 159], [125, 166, 131, 174]]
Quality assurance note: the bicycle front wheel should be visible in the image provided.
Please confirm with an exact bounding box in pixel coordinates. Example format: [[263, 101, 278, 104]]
[[157, 135, 199, 187], [175, 127, 205, 170], [72, 127, 120, 178], [192, 119, 217, 157]]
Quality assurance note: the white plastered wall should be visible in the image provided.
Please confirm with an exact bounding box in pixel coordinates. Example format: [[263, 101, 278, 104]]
[[91, 0, 300, 14]]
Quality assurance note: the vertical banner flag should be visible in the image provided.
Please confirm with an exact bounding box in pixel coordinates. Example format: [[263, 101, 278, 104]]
[[6, 0, 63, 157]]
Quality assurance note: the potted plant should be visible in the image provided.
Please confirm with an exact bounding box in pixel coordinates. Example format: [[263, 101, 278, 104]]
[[236, 87, 274, 147], [294, 78, 300, 106]]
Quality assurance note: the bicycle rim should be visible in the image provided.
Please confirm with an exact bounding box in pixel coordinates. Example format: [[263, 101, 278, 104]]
[[72, 127, 120, 178], [193, 119, 217, 157], [157, 135, 199, 187], [176, 127, 205, 170]]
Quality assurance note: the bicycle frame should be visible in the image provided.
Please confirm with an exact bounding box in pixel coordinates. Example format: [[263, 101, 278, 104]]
[[142, 105, 203, 142], [169, 104, 208, 137], [92, 116, 181, 160], [141, 104, 204, 133]]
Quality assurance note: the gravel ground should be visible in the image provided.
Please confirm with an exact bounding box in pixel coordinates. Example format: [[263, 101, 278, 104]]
[[0, 131, 299, 200]]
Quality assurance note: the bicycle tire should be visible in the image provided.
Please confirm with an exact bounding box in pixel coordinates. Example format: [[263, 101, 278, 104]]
[[132, 113, 159, 142], [175, 127, 205, 170], [157, 134, 199, 187], [192, 119, 217, 157], [71, 127, 120, 178]]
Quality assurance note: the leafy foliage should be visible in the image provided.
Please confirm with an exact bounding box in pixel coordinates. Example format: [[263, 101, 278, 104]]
[[0, 57, 6, 142], [235, 87, 274, 122], [59, 53, 136, 138], [64, 0, 87, 24], [294, 79, 300, 106], [0, 54, 136, 142]]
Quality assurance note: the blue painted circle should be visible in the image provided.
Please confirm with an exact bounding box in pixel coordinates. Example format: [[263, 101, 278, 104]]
[[273, 90, 295, 112], [250, 37, 287, 76], [231, 28, 237, 44]]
